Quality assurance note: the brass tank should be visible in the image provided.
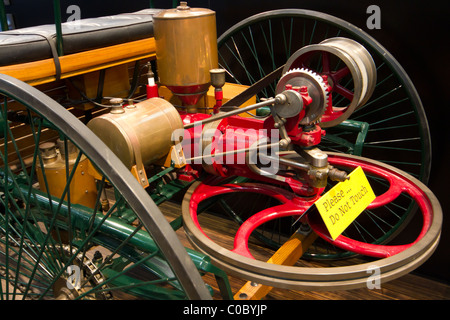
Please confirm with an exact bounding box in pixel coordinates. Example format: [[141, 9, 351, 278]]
[[36, 140, 98, 209], [153, 2, 218, 111], [87, 98, 184, 173]]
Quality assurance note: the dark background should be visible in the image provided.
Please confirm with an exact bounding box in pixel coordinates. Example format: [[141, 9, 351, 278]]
[[2, 0, 449, 284]]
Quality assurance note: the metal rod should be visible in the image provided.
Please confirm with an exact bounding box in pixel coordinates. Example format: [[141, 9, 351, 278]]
[[184, 94, 284, 129], [53, 0, 64, 56], [259, 153, 311, 171], [185, 142, 281, 162]]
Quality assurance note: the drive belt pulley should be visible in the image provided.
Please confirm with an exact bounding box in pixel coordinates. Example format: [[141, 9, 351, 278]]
[[282, 37, 377, 127]]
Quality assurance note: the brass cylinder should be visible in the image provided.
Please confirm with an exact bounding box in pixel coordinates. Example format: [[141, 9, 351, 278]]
[[36, 141, 98, 209], [153, 2, 218, 107], [87, 98, 184, 169]]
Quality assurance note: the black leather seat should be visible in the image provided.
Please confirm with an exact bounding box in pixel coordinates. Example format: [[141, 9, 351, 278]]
[[0, 9, 161, 66]]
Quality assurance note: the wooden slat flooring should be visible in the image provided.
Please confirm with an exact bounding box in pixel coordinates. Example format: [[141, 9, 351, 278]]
[[159, 201, 450, 300]]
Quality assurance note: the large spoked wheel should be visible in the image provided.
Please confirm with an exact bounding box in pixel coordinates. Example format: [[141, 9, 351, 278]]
[[217, 9, 432, 259], [182, 153, 442, 290], [0, 74, 211, 300], [218, 9, 431, 183]]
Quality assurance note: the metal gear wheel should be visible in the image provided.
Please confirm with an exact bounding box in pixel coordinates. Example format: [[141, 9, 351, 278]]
[[54, 245, 113, 300], [275, 68, 328, 125]]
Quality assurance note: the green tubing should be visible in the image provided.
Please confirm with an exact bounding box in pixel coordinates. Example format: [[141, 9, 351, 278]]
[[12, 184, 202, 263], [0, 0, 8, 31], [53, 0, 64, 56], [9, 182, 233, 298]]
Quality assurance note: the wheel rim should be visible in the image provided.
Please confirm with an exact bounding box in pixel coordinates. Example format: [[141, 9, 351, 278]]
[[182, 153, 442, 290], [0, 74, 211, 300]]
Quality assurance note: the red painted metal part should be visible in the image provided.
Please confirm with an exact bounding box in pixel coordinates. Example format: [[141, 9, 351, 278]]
[[146, 84, 159, 99], [308, 154, 434, 258], [232, 196, 320, 259], [181, 113, 319, 195], [187, 154, 435, 259], [179, 109, 325, 191], [167, 84, 210, 106], [188, 179, 321, 259], [288, 51, 353, 124], [213, 89, 223, 114]]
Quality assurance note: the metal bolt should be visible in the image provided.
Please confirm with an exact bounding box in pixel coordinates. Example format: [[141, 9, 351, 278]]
[[238, 293, 248, 299], [127, 99, 136, 108], [328, 167, 349, 182], [177, 1, 190, 10], [279, 139, 290, 148], [109, 98, 124, 114], [274, 93, 287, 105], [93, 250, 103, 262]]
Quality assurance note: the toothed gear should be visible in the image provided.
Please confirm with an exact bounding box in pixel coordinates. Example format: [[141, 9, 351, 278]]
[[276, 68, 329, 125]]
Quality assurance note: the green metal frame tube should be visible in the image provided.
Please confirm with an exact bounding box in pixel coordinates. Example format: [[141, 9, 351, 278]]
[[53, 0, 64, 56], [0, 0, 8, 31], [12, 183, 227, 272]]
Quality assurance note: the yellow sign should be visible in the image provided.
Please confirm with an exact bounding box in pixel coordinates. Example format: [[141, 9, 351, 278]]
[[315, 166, 376, 240]]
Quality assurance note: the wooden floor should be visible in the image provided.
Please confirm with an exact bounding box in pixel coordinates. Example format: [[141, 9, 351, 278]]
[[159, 201, 450, 300]]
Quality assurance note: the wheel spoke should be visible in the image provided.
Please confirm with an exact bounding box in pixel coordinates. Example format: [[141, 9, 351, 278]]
[[321, 52, 331, 73], [332, 66, 350, 81], [333, 84, 354, 101], [232, 201, 311, 258]]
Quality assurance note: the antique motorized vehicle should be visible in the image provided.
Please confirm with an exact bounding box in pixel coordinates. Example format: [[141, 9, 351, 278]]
[[0, 2, 442, 300]]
